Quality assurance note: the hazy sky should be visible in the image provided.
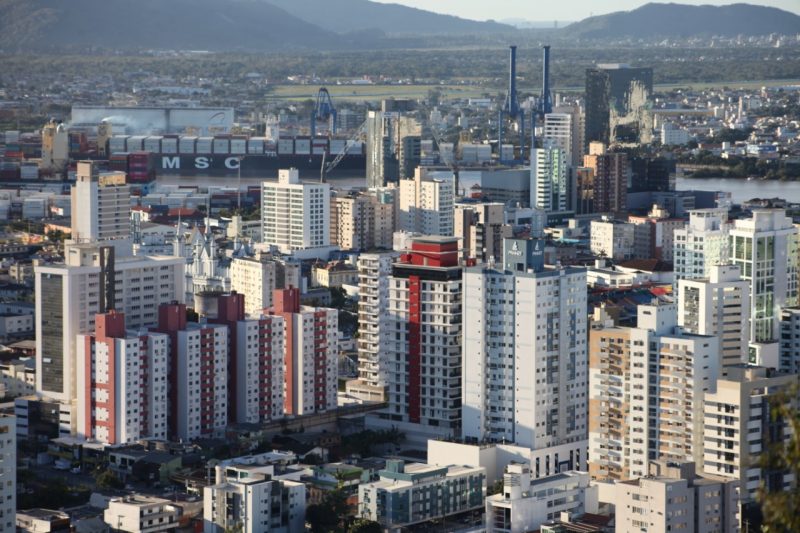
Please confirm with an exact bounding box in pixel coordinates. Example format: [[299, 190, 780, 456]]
[[371, 0, 800, 21]]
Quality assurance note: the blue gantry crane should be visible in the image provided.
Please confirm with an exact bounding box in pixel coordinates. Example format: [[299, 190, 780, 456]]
[[498, 45, 525, 163], [311, 87, 337, 138], [539, 45, 553, 116]]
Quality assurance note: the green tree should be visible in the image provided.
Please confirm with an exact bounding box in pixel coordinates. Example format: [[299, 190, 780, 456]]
[[306, 489, 349, 532], [757, 385, 800, 532], [487, 479, 504, 496], [95, 469, 124, 490], [348, 518, 382, 533]]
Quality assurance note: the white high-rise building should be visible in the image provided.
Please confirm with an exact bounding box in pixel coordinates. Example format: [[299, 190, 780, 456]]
[[70, 161, 132, 255], [174, 320, 229, 441], [674, 208, 731, 287], [543, 114, 574, 159], [261, 168, 332, 259], [398, 168, 454, 236], [156, 301, 229, 441], [35, 245, 185, 407], [531, 147, 569, 213], [678, 264, 750, 369], [205, 292, 286, 426], [272, 288, 338, 416], [232, 314, 285, 424], [463, 238, 588, 454], [204, 463, 306, 533], [729, 209, 799, 365], [589, 303, 720, 481], [347, 252, 397, 402], [550, 105, 585, 169], [76, 311, 169, 445], [0, 416, 15, 532]]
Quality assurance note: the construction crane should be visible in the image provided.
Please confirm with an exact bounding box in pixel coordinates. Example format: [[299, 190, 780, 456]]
[[311, 87, 337, 138], [430, 126, 464, 197], [320, 119, 367, 182]]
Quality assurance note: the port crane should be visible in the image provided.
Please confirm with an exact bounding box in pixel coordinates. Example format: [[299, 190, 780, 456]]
[[320, 119, 368, 182], [310, 87, 337, 138]]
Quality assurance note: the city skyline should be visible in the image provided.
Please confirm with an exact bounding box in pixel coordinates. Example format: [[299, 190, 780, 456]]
[[371, 0, 800, 22]]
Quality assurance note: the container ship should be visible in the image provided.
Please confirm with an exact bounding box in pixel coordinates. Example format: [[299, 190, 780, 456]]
[[106, 134, 366, 181], [0, 122, 366, 183]]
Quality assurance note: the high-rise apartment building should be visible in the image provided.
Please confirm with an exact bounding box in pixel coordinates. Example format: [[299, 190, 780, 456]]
[[35, 165, 185, 433], [261, 168, 332, 258], [531, 147, 570, 214], [272, 288, 338, 416], [366, 111, 422, 188], [678, 264, 750, 369], [453, 202, 512, 264], [674, 208, 731, 288], [379, 237, 463, 441], [398, 168, 454, 237], [229, 253, 300, 318], [348, 253, 397, 402], [330, 192, 395, 251], [729, 209, 799, 365], [589, 303, 719, 481], [70, 161, 132, 254], [585, 64, 653, 146], [547, 106, 585, 169], [542, 114, 574, 166], [35, 245, 185, 407], [463, 238, 588, 452], [0, 416, 15, 532], [77, 311, 168, 444], [580, 142, 627, 215], [779, 307, 800, 374], [212, 293, 286, 425], [703, 365, 798, 506], [156, 303, 228, 441]]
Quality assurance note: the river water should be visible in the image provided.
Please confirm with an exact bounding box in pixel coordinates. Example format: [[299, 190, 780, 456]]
[[676, 177, 800, 204]]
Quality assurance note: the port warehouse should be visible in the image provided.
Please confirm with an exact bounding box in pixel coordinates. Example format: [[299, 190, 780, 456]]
[[71, 105, 235, 135]]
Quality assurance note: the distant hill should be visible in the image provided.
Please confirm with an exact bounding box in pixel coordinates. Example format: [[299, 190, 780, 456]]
[[0, 0, 513, 52], [0, 0, 343, 51], [266, 0, 513, 35], [564, 3, 800, 39]]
